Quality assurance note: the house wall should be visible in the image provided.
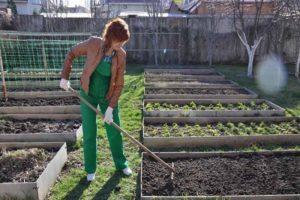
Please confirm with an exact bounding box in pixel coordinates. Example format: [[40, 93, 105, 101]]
[[0, 0, 41, 15]]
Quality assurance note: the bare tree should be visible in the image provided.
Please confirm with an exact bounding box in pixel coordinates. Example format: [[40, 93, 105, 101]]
[[204, 1, 229, 66], [231, 0, 288, 77], [146, 0, 164, 66], [285, 0, 300, 78], [268, 0, 299, 78]]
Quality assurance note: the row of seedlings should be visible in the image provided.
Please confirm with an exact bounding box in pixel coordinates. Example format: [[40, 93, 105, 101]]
[[0, 82, 82, 199], [141, 67, 300, 199]]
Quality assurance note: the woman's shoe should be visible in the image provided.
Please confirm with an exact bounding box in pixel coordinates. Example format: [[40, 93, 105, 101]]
[[122, 167, 132, 176], [87, 173, 95, 181]]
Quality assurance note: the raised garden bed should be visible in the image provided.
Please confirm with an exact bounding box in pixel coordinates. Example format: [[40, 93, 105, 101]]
[[145, 75, 225, 82], [0, 118, 82, 143], [0, 79, 81, 91], [142, 117, 300, 148], [0, 90, 74, 99], [143, 99, 285, 117], [144, 87, 258, 99], [0, 97, 80, 117], [0, 97, 80, 106], [0, 142, 67, 200], [141, 150, 300, 199], [145, 81, 239, 89], [144, 68, 216, 75]]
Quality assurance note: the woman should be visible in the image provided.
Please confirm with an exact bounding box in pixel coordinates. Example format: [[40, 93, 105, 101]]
[[59, 18, 132, 181]]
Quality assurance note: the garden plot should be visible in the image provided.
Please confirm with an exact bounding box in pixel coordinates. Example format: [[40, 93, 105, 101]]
[[144, 87, 257, 99], [143, 99, 285, 118], [0, 142, 67, 200], [0, 79, 81, 91], [141, 151, 300, 199], [145, 80, 239, 89], [0, 97, 81, 119], [145, 74, 225, 82], [0, 118, 82, 143], [142, 117, 300, 148], [144, 68, 216, 75], [0, 90, 74, 99]]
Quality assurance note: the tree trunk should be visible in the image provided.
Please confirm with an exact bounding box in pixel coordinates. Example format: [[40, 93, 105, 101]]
[[247, 49, 255, 77], [296, 49, 300, 79], [236, 31, 263, 78], [208, 34, 213, 66]]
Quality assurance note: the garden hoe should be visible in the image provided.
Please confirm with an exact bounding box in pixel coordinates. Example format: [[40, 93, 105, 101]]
[[68, 86, 175, 177]]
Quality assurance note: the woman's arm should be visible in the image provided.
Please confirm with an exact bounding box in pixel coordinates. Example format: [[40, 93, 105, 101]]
[[108, 49, 126, 108], [61, 37, 91, 80]]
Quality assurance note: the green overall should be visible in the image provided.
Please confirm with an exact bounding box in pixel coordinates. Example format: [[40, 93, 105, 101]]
[[79, 53, 128, 174]]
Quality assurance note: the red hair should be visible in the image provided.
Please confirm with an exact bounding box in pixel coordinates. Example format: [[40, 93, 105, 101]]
[[102, 18, 130, 53]]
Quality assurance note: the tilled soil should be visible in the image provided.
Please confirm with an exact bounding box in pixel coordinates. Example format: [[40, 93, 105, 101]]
[[0, 119, 81, 134], [1, 87, 79, 92], [146, 81, 232, 85], [145, 77, 223, 82], [145, 71, 218, 75], [0, 148, 56, 183], [145, 88, 249, 95], [0, 96, 80, 106], [142, 152, 300, 196]]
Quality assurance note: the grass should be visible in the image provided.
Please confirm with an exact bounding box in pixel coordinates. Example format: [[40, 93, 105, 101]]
[[214, 65, 300, 116], [47, 64, 299, 200]]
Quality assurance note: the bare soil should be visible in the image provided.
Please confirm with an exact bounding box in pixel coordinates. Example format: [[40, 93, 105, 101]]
[[1, 87, 79, 92], [145, 88, 249, 95], [142, 152, 300, 196], [0, 97, 80, 106], [0, 119, 81, 134], [0, 148, 56, 183]]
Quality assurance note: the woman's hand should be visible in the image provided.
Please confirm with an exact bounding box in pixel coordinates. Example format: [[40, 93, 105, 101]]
[[103, 106, 113, 124], [60, 79, 70, 91]]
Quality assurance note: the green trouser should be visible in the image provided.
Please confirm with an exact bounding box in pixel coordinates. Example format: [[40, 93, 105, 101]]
[[79, 59, 128, 174]]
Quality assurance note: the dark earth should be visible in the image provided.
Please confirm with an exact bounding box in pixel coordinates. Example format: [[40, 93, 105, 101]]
[[0, 96, 80, 106], [1, 87, 80, 92], [145, 77, 223, 82], [0, 119, 81, 134], [145, 71, 218, 75], [142, 152, 299, 196], [0, 148, 56, 183], [149, 80, 232, 85], [145, 88, 249, 95]]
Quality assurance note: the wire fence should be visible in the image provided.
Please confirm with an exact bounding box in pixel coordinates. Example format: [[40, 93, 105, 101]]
[[0, 32, 90, 91], [0, 31, 181, 93]]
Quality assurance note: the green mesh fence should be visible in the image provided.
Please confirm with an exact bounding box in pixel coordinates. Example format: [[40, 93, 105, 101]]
[[0, 31, 91, 91]]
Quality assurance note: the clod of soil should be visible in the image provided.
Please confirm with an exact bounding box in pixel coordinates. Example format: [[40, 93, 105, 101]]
[[0, 119, 81, 134], [0, 148, 56, 183], [145, 88, 249, 95], [142, 152, 299, 196], [0, 97, 80, 106]]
